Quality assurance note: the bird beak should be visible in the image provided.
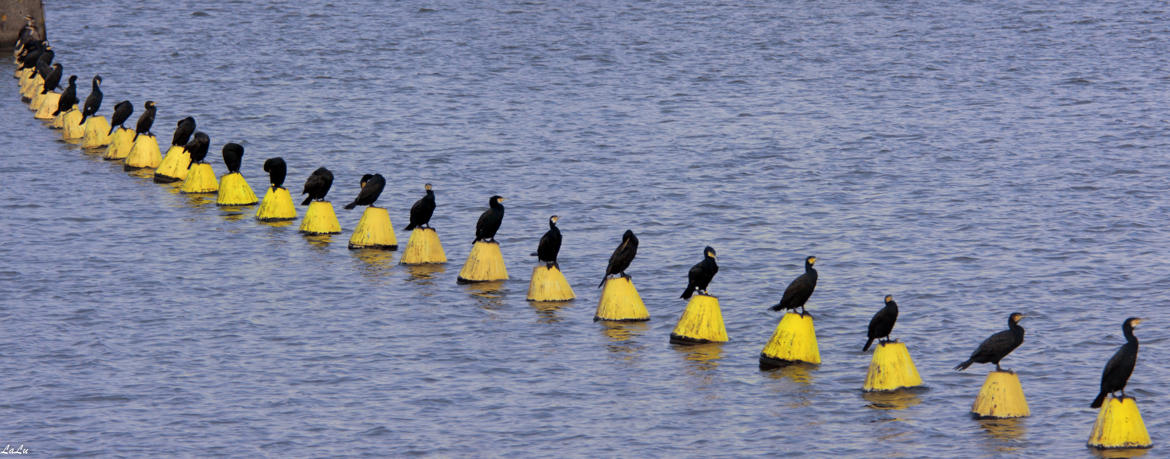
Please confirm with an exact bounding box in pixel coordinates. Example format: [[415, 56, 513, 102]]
[[1134, 318, 1143, 327]]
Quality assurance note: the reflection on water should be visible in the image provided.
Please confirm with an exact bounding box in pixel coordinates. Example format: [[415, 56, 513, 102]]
[[978, 417, 1027, 451], [219, 209, 249, 222], [862, 390, 922, 411], [125, 167, 154, 180], [462, 280, 505, 310], [673, 342, 724, 371], [761, 361, 815, 385], [302, 233, 334, 249], [257, 219, 294, 228], [403, 263, 446, 284], [529, 300, 570, 323], [351, 248, 395, 279], [183, 193, 215, 207], [599, 321, 648, 343]]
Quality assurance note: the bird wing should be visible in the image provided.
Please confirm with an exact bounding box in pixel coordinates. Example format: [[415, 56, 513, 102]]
[[779, 273, 813, 306], [970, 329, 1017, 360]]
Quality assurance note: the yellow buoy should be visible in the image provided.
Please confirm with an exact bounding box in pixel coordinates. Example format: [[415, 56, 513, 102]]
[[103, 128, 135, 161], [594, 277, 650, 321], [400, 228, 447, 264], [50, 104, 75, 128], [180, 163, 219, 194], [863, 342, 923, 392], [255, 186, 297, 221], [669, 294, 728, 344], [215, 172, 258, 206], [527, 264, 576, 301], [760, 312, 821, 368], [457, 241, 509, 282], [80, 116, 112, 149], [299, 201, 342, 234], [20, 74, 41, 100], [33, 92, 60, 120], [29, 90, 48, 111], [154, 145, 190, 182], [61, 108, 84, 140], [123, 134, 161, 169], [347, 206, 397, 249], [971, 370, 1029, 418], [1088, 397, 1152, 449]]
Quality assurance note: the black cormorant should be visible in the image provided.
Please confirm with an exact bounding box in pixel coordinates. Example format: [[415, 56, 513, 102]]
[[681, 246, 718, 299], [133, 101, 156, 141], [183, 132, 210, 167], [1091, 317, 1142, 408], [301, 167, 334, 205], [954, 312, 1026, 372], [53, 75, 77, 116], [34, 48, 53, 78], [474, 195, 505, 243], [599, 230, 638, 287], [769, 256, 818, 316], [18, 41, 44, 71], [171, 116, 196, 146], [222, 143, 243, 173], [263, 157, 287, 189], [863, 295, 899, 352], [344, 174, 386, 209], [40, 63, 61, 94], [534, 215, 561, 268], [108, 100, 132, 135], [403, 184, 435, 230], [79, 75, 102, 124]]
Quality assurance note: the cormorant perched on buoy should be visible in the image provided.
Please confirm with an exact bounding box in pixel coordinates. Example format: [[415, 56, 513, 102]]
[[222, 142, 243, 173], [474, 195, 505, 243], [681, 246, 718, 299], [108, 100, 132, 135], [184, 131, 210, 166], [301, 167, 334, 205], [863, 295, 899, 351], [40, 63, 61, 94], [171, 116, 195, 146], [53, 75, 77, 116], [599, 230, 638, 287], [769, 256, 818, 316], [344, 174, 386, 209], [34, 48, 53, 77], [18, 41, 44, 71], [534, 215, 561, 268], [954, 312, 1026, 372], [403, 183, 435, 230], [1091, 317, 1143, 408], [263, 157, 287, 189], [134, 101, 156, 141], [78, 75, 102, 124]]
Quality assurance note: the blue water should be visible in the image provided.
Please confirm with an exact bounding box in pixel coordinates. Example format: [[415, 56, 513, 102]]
[[2, 1, 1169, 456]]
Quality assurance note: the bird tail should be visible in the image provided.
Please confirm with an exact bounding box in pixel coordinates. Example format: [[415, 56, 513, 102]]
[[343, 201, 357, 210], [530, 251, 538, 257], [133, 131, 140, 141], [79, 113, 88, 124], [954, 360, 973, 371], [681, 283, 694, 299], [768, 302, 783, 311], [1091, 391, 1108, 409], [598, 277, 606, 288], [863, 338, 875, 352], [404, 223, 416, 230], [301, 196, 313, 206], [108, 124, 116, 135]]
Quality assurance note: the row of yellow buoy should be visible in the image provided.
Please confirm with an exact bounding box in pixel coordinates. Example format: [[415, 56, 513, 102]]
[[12, 44, 1149, 452]]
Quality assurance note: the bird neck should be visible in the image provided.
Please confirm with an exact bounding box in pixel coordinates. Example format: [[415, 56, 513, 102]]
[[426, 190, 435, 199], [490, 201, 503, 210], [805, 263, 817, 277], [1123, 325, 1138, 344]]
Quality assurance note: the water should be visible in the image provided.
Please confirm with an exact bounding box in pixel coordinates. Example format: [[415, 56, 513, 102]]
[[2, 0, 1169, 456]]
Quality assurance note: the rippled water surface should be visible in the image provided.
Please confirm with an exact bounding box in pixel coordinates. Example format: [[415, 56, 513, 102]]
[[3, 1, 1170, 456]]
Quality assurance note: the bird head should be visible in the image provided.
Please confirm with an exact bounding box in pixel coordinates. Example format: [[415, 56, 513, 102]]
[[622, 229, 635, 240], [1126, 317, 1142, 329], [550, 215, 559, 224], [806, 256, 817, 266], [884, 294, 894, 303], [704, 246, 716, 260], [1009, 312, 1025, 324], [93, 75, 102, 86], [424, 183, 433, 191], [145, 100, 155, 109], [490, 195, 504, 204], [360, 174, 375, 188], [67, 75, 77, 84]]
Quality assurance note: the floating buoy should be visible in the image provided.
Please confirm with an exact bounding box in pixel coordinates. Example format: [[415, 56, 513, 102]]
[[20, 73, 41, 100], [153, 145, 190, 182], [50, 104, 75, 128], [255, 186, 297, 221], [527, 264, 575, 301], [80, 116, 111, 149], [216, 172, 258, 206], [103, 127, 135, 161], [33, 92, 59, 119], [400, 228, 447, 264], [180, 163, 219, 194], [1088, 397, 1152, 449], [123, 134, 161, 169], [594, 276, 649, 321], [760, 312, 821, 369], [61, 108, 84, 140], [457, 241, 508, 283], [299, 201, 342, 235], [971, 370, 1029, 418], [29, 90, 49, 111], [670, 294, 728, 344], [863, 342, 923, 392], [347, 206, 397, 249]]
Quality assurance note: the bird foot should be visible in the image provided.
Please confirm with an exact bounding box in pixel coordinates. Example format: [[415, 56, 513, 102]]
[[621, 273, 631, 280]]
